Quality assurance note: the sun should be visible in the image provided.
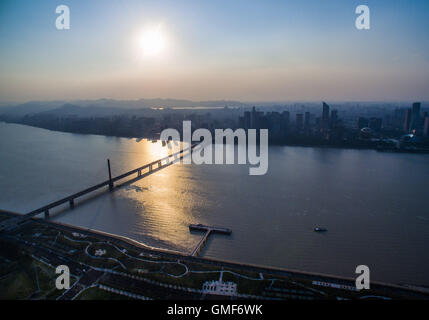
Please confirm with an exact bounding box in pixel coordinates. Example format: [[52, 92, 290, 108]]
[[138, 26, 166, 57]]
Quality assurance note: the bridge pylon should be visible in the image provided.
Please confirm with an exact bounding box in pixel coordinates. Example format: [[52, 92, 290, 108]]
[[107, 159, 114, 191]]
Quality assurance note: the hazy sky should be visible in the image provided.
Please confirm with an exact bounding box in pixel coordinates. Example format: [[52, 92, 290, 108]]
[[1, 0, 429, 102]]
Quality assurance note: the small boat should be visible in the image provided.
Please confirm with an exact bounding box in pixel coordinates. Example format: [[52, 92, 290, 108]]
[[314, 227, 327, 232]]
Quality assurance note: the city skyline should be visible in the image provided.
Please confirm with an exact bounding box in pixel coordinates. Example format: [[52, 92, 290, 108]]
[[1, 0, 429, 102]]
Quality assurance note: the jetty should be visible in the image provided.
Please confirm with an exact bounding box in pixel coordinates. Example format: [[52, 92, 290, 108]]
[[189, 224, 232, 257]]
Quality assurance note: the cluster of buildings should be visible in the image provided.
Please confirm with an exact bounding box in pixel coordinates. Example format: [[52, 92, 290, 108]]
[[238, 102, 343, 140], [237, 101, 428, 145], [237, 102, 346, 144], [359, 102, 429, 138], [402, 102, 429, 137], [2, 99, 427, 148]]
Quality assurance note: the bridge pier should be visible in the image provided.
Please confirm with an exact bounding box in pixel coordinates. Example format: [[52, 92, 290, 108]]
[[107, 159, 114, 191], [158, 161, 162, 168], [138, 169, 142, 177], [69, 199, 75, 209], [149, 164, 152, 171], [44, 210, 50, 219]]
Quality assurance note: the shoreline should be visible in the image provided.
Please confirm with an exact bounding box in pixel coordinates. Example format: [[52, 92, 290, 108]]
[[1, 209, 428, 297], [2, 120, 426, 153]]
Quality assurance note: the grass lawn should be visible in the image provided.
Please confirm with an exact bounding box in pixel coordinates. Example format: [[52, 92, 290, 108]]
[[0, 270, 36, 299], [77, 287, 131, 300]]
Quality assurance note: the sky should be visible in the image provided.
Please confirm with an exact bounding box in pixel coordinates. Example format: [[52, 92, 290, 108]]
[[0, 0, 429, 102]]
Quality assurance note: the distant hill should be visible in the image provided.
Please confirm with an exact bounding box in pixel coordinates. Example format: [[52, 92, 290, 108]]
[[0, 101, 67, 116], [0, 98, 249, 117], [37, 104, 133, 117], [2, 99, 427, 119]]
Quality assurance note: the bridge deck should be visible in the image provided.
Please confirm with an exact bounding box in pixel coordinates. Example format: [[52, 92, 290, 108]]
[[1, 143, 198, 229], [189, 224, 232, 234]]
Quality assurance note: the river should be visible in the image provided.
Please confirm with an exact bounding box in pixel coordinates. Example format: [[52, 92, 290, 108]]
[[1, 122, 429, 286]]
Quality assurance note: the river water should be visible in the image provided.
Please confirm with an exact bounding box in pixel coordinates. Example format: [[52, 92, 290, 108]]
[[1, 122, 429, 286]]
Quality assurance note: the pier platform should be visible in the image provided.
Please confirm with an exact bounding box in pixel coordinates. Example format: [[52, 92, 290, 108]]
[[189, 224, 232, 256]]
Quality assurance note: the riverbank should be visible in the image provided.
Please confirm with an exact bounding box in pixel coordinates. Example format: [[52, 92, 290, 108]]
[[1, 210, 428, 300], [1, 122, 429, 291], [2, 119, 425, 153]]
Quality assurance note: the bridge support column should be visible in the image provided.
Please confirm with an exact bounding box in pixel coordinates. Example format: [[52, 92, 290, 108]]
[[69, 199, 75, 209], [158, 161, 162, 168], [138, 169, 142, 177], [44, 210, 50, 219], [149, 164, 152, 171], [107, 159, 114, 191]]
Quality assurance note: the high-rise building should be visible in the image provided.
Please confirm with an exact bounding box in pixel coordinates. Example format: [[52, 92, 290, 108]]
[[243, 111, 251, 129], [250, 107, 257, 128], [369, 118, 382, 132], [304, 112, 310, 129], [424, 117, 429, 138], [358, 117, 369, 129], [330, 110, 338, 127], [322, 102, 330, 131], [404, 109, 412, 133], [393, 108, 406, 128], [410, 102, 421, 131], [281, 111, 290, 125], [250, 106, 264, 129], [296, 113, 303, 131]]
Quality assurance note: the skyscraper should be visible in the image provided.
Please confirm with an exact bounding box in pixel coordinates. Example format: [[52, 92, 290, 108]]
[[250, 106, 263, 129], [243, 111, 251, 129], [358, 117, 369, 129], [404, 109, 412, 133], [304, 112, 310, 129], [281, 111, 290, 125], [296, 113, 303, 131], [322, 102, 330, 132], [250, 107, 257, 129], [410, 102, 421, 131], [424, 117, 429, 138], [330, 110, 338, 128], [369, 118, 382, 132]]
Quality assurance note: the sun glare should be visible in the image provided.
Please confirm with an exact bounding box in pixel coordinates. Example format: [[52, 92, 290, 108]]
[[138, 26, 167, 57]]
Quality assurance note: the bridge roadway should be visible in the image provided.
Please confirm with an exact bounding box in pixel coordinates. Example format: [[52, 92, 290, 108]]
[[1, 143, 199, 229]]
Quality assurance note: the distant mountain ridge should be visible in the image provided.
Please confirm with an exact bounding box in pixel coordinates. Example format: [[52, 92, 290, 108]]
[[0, 98, 250, 117], [1, 99, 428, 118]]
